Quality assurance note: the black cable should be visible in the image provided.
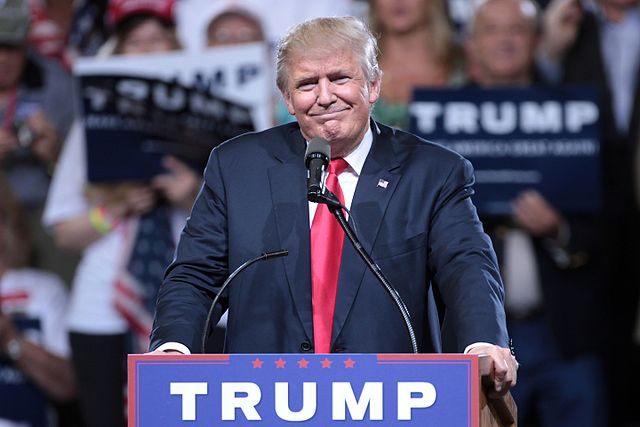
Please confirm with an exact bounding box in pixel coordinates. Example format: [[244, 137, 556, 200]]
[[325, 191, 419, 353], [200, 250, 288, 353]]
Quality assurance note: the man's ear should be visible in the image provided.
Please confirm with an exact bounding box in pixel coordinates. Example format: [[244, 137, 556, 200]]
[[282, 90, 296, 115], [368, 77, 381, 105]]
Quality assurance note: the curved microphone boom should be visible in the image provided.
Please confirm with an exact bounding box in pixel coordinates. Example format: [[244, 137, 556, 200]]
[[200, 250, 289, 353]]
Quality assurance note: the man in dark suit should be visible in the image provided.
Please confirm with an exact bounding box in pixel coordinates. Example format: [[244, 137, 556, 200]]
[[150, 16, 517, 394]]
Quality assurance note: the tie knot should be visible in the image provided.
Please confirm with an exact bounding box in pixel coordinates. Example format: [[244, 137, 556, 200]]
[[329, 158, 349, 175]]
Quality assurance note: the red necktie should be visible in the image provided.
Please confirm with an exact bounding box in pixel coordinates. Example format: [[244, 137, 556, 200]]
[[311, 158, 349, 353]]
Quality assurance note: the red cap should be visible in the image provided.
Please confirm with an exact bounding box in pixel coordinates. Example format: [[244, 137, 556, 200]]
[[107, 0, 175, 29]]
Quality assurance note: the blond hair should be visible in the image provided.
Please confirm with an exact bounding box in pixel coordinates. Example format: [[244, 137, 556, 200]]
[[369, 0, 455, 68], [276, 16, 381, 93]]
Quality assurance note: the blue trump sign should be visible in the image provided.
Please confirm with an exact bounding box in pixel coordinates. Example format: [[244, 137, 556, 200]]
[[409, 86, 601, 216], [128, 354, 479, 426]]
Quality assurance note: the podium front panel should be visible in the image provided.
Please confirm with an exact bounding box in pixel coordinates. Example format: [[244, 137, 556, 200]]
[[128, 353, 479, 426]]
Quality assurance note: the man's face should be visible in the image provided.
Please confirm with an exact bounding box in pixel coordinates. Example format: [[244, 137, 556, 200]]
[[373, 0, 430, 34], [120, 19, 176, 55], [468, 0, 538, 84], [0, 44, 26, 91], [207, 15, 264, 47], [282, 49, 380, 158]]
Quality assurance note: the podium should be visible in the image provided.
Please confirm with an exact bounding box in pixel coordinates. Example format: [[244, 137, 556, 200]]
[[128, 353, 517, 426]]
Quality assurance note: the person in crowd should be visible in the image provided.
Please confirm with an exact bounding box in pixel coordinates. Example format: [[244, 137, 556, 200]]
[[0, 173, 76, 426], [465, 2, 608, 426], [539, 0, 640, 424], [149, 16, 518, 396], [465, 0, 541, 86], [206, 6, 265, 47], [368, 0, 465, 129], [176, 0, 357, 51], [42, 1, 201, 426], [0, 0, 77, 283]]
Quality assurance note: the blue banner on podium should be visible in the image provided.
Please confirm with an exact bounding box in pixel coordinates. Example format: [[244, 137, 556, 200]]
[[128, 354, 479, 426]]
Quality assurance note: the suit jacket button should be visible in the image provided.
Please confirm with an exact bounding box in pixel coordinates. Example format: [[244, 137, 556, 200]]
[[300, 341, 312, 352]]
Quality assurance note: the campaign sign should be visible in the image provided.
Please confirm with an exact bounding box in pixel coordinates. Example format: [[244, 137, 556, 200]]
[[74, 43, 271, 182], [128, 354, 479, 426], [409, 86, 601, 216]]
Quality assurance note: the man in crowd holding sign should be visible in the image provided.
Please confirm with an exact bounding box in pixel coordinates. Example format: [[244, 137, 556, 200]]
[[149, 16, 517, 395], [465, 1, 607, 426]]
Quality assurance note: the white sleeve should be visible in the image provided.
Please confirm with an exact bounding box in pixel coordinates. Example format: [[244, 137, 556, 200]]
[[13, 270, 72, 358], [37, 274, 71, 358], [155, 342, 192, 355], [42, 120, 89, 228]]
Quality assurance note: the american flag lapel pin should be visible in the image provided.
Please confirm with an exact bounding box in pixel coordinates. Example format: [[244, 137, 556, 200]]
[[377, 179, 389, 189]]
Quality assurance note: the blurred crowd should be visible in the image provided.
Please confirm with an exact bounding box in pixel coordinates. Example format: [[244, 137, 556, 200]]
[[0, 0, 638, 426]]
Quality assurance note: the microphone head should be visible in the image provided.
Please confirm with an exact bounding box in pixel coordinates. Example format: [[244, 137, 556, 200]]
[[305, 137, 330, 167]]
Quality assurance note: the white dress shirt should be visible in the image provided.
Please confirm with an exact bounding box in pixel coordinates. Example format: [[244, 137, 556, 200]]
[[308, 128, 373, 224]]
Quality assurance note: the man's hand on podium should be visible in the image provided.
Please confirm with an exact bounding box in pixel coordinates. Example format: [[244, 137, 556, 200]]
[[146, 349, 184, 355], [467, 344, 518, 396], [146, 342, 191, 355]]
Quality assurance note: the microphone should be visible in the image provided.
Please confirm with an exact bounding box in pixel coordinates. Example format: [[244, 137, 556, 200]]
[[200, 250, 289, 353], [305, 137, 330, 203]]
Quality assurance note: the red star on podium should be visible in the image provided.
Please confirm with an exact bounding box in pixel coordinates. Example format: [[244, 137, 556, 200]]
[[251, 358, 263, 368], [275, 358, 287, 368], [297, 358, 310, 368], [320, 358, 333, 368], [343, 358, 356, 368]]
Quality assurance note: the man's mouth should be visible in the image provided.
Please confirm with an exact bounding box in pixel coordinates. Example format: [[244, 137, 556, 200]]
[[311, 108, 348, 119]]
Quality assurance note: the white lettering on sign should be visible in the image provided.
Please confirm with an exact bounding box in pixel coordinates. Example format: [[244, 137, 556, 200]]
[[566, 101, 599, 132], [521, 101, 562, 133], [274, 382, 317, 421], [410, 100, 599, 135], [481, 102, 517, 134], [168, 380, 440, 422], [221, 382, 262, 421], [408, 103, 442, 133], [332, 382, 383, 420], [397, 382, 437, 421], [170, 382, 208, 421], [445, 102, 479, 134]]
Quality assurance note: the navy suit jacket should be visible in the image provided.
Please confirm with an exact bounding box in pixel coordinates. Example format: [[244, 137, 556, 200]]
[[150, 120, 508, 354]]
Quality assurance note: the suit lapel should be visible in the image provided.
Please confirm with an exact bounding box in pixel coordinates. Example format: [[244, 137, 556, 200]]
[[267, 125, 314, 342], [332, 122, 402, 345]]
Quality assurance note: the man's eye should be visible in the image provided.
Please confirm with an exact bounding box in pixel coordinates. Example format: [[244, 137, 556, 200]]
[[298, 83, 316, 91], [333, 77, 350, 84]]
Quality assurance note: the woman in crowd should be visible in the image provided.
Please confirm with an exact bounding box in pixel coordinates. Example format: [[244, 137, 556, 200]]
[[42, 1, 201, 426], [369, 0, 464, 129]]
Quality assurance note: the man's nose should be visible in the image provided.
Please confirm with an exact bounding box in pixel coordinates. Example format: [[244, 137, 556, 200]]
[[316, 79, 335, 106]]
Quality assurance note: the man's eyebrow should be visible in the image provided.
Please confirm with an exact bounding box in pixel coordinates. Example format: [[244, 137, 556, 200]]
[[294, 76, 318, 85]]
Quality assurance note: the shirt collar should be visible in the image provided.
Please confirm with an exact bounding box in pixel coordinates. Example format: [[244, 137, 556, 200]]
[[341, 128, 373, 176]]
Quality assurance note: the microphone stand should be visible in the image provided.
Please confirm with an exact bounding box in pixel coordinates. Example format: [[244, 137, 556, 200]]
[[200, 250, 289, 353], [314, 191, 419, 354]]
